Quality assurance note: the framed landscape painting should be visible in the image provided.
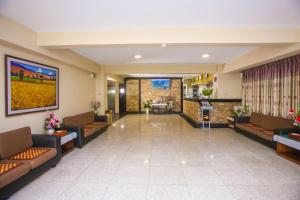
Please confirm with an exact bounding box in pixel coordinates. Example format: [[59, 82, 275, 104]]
[[5, 55, 59, 116]]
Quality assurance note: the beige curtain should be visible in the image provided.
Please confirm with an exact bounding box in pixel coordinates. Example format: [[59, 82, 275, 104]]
[[242, 54, 300, 117]]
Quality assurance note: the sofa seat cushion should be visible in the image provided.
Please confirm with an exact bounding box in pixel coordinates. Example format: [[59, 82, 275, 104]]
[[10, 148, 57, 169], [0, 127, 33, 159], [236, 123, 259, 134], [243, 123, 255, 127], [256, 130, 274, 141], [251, 127, 268, 131], [0, 161, 30, 189], [83, 122, 108, 138]]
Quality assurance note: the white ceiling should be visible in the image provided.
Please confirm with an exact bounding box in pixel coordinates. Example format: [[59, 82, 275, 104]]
[[72, 46, 256, 64], [0, 0, 300, 32]]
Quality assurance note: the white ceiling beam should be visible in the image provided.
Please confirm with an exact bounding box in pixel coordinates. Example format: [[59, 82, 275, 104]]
[[224, 43, 300, 73], [37, 28, 300, 47]]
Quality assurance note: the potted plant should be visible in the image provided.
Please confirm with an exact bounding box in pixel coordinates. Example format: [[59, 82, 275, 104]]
[[91, 100, 101, 115], [143, 100, 151, 115], [202, 88, 213, 99], [44, 111, 60, 135], [288, 108, 300, 128], [232, 105, 249, 117]]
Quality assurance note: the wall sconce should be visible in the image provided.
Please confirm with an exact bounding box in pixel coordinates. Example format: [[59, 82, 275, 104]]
[[120, 88, 125, 94], [90, 73, 96, 79]]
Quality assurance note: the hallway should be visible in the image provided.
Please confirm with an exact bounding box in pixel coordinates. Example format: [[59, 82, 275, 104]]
[[10, 115, 300, 200]]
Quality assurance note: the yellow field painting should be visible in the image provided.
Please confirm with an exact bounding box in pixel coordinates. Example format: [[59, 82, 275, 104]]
[[11, 80, 56, 110]]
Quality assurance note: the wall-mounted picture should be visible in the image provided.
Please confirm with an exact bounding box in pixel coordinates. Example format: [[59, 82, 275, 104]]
[[151, 79, 171, 89], [5, 55, 59, 116]]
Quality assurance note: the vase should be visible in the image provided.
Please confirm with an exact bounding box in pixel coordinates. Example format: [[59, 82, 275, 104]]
[[145, 108, 150, 115], [47, 128, 55, 135]]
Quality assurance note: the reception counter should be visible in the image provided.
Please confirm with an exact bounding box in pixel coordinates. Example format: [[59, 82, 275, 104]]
[[182, 98, 242, 127]]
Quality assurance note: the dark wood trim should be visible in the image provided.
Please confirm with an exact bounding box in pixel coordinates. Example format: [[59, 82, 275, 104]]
[[183, 98, 242, 103], [5, 55, 59, 116], [180, 113, 200, 128], [138, 79, 141, 112], [180, 113, 229, 128], [180, 79, 183, 112]]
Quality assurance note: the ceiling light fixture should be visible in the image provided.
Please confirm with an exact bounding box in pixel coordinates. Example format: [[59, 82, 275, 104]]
[[134, 54, 142, 59], [161, 43, 167, 47], [202, 53, 210, 58]]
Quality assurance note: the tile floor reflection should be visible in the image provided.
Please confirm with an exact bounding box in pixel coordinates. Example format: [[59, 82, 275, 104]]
[[9, 114, 300, 200]]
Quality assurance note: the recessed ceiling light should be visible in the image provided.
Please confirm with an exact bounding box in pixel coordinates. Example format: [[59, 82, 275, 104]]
[[161, 43, 167, 47], [202, 53, 210, 58], [134, 54, 142, 59]]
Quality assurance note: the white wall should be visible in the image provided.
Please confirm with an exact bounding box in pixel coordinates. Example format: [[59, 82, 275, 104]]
[[216, 66, 242, 98], [0, 43, 96, 133]]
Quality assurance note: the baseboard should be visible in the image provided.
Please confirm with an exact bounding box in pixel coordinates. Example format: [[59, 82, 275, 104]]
[[180, 113, 228, 128]]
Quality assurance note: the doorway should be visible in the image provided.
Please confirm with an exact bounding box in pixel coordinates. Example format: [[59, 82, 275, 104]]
[[107, 81, 116, 113]]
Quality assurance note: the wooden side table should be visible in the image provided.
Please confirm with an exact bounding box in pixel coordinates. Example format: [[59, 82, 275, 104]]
[[273, 134, 300, 165], [54, 130, 77, 155]]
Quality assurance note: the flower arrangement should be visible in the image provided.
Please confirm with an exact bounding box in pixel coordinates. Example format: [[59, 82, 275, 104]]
[[232, 105, 249, 117], [288, 108, 300, 128], [91, 100, 101, 112], [143, 100, 152, 109], [44, 111, 60, 130]]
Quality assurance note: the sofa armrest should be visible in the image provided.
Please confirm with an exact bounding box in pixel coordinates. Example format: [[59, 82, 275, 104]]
[[61, 125, 84, 138], [32, 134, 60, 149], [274, 128, 300, 135], [234, 116, 250, 124], [95, 115, 108, 122]]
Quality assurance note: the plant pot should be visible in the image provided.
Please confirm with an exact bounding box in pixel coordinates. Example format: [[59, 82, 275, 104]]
[[46, 128, 55, 135], [145, 108, 150, 115]]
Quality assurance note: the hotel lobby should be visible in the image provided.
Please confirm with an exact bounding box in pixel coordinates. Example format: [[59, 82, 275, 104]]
[[0, 0, 300, 200]]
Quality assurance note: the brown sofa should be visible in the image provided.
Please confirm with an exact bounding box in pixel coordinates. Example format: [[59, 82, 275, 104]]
[[0, 127, 61, 199], [62, 111, 108, 148], [235, 112, 294, 148]]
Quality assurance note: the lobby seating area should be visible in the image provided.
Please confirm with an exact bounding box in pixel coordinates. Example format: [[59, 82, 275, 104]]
[[0, 1, 300, 199], [235, 112, 294, 148], [0, 113, 108, 199], [0, 127, 61, 199], [62, 112, 109, 148]]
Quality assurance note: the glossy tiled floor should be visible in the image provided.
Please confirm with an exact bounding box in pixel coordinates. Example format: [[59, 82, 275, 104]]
[[10, 115, 300, 200]]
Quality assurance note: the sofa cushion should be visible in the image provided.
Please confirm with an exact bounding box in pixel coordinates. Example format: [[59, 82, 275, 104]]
[[261, 115, 294, 130], [0, 161, 30, 189], [83, 122, 107, 138], [10, 147, 52, 160], [243, 123, 255, 127], [63, 112, 95, 127], [256, 131, 274, 141], [10, 147, 57, 169], [0, 127, 33, 159], [249, 112, 264, 126], [236, 124, 259, 135]]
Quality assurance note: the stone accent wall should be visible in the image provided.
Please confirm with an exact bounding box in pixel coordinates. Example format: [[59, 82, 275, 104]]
[[183, 100, 241, 124], [126, 79, 139, 112], [209, 102, 241, 123], [141, 79, 182, 112], [183, 100, 201, 123]]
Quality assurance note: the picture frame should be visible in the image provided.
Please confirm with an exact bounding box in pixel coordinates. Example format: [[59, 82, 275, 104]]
[[5, 55, 59, 116]]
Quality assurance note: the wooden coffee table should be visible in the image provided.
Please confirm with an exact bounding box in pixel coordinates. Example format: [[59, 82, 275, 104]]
[[54, 130, 77, 155], [273, 133, 300, 165]]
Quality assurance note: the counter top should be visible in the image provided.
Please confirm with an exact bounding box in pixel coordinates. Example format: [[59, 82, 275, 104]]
[[183, 98, 242, 102]]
